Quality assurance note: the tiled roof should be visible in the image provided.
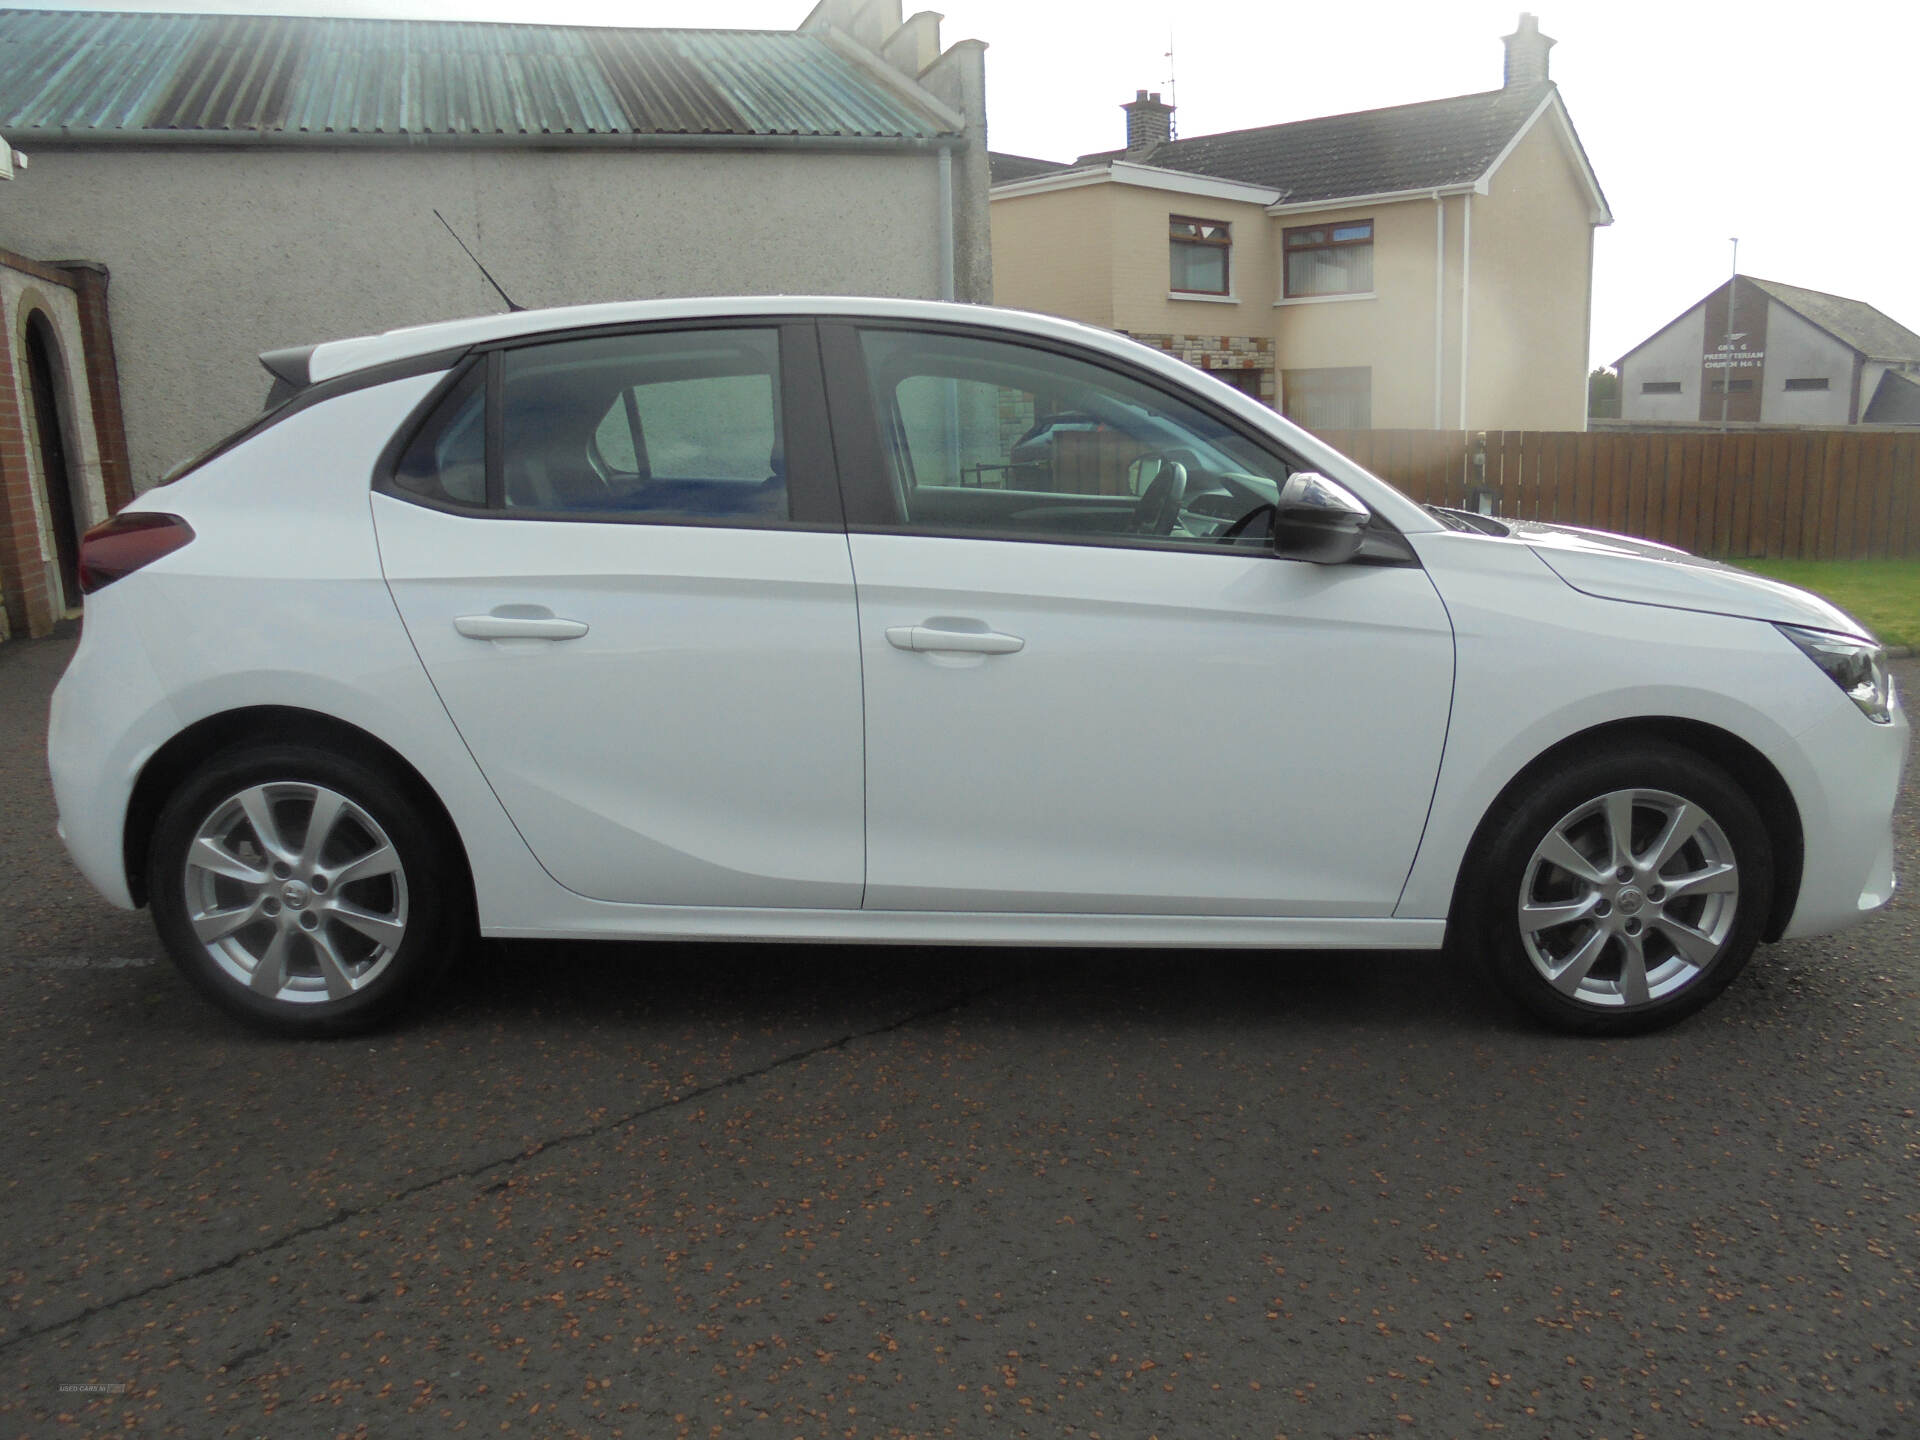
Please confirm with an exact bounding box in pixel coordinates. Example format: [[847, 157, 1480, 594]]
[[0, 8, 956, 143], [1749, 278, 1920, 364], [988, 150, 1069, 184], [1072, 83, 1555, 205], [1862, 368, 1920, 425]]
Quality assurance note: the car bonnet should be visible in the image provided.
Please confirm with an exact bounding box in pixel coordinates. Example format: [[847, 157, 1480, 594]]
[[1514, 520, 1872, 637]]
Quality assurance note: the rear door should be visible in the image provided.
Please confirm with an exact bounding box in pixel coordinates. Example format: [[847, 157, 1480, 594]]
[[373, 321, 866, 908]]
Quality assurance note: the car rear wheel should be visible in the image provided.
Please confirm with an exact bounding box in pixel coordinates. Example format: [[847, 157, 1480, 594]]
[[148, 744, 465, 1035], [1467, 741, 1773, 1035]]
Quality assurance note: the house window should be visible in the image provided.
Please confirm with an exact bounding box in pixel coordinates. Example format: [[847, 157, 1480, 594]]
[[1283, 220, 1373, 298], [1281, 367, 1371, 431], [1170, 217, 1230, 295], [1709, 378, 1754, 395], [1783, 377, 1830, 392], [1640, 381, 1682, 395]]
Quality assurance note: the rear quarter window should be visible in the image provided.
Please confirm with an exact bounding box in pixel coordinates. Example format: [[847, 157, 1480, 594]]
[[391, 363, 487, 507]]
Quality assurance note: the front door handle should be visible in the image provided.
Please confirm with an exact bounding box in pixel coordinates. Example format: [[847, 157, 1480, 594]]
[[454, 611, 589, 641], [885, 624, 1025, 655]]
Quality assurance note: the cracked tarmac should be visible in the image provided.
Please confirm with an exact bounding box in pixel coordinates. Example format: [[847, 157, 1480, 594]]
[[3, 631, 1916, 1438]]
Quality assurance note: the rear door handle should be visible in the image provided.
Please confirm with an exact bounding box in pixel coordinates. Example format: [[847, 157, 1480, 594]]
[[885, 624, 1025, 655], [454, 612, 589, 641]]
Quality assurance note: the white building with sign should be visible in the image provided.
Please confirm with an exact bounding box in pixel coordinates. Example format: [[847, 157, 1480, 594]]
[[1617, 275, 1920, 426]]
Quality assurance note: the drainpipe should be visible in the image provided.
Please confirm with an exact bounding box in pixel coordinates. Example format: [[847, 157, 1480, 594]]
[[938, 146, 955, 302], [1432, 192, 1445, 429], [1458, 193, 1473, 430]]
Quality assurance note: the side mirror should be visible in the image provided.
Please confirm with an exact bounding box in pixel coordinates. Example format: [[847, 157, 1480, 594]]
[[1272, 471, 1371, 564]]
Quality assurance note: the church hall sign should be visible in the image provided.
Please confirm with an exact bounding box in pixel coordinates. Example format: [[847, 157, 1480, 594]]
[[1698, 278, 1769, 422]]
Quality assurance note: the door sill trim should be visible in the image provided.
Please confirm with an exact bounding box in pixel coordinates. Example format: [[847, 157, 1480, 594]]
[[486, 909, 1446, 950]]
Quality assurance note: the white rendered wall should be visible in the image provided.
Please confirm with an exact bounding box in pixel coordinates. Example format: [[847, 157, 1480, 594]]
[[1618, 306, 1705, 423], [3, 145, 947, 487], [1761, 301, 1854, 426]]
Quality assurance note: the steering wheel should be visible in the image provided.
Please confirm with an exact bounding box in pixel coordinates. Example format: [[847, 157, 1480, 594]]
[[1131, 457, 1190, 536]]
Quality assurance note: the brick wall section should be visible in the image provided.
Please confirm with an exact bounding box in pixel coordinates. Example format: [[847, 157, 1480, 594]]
[[0, 325, 57, 637], [0, 247, 131, 638], [54, 261, 134, 512], [1124, 332, 1276, 404]]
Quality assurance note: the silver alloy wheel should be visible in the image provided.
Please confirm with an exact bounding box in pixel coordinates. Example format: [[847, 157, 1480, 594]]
[[182, 782, 410, 1004], [1517, 787, 1740, 1009]]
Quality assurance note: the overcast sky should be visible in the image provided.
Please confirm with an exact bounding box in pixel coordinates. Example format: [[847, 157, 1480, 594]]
[[17, 0, 1918, 369]]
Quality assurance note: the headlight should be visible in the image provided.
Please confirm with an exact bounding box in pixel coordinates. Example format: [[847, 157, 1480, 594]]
[[1776, 624, 1895, 724]]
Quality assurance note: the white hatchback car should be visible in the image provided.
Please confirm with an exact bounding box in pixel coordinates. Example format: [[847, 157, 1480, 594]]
[[49, 298, 1906, 1036]]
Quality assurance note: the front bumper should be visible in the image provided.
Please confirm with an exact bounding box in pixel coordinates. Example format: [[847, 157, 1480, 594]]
[[1780, 690, 1909, 940]]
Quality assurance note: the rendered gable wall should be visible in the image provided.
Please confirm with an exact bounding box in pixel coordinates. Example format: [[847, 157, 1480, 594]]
[[1465, 111, 1595, 431]]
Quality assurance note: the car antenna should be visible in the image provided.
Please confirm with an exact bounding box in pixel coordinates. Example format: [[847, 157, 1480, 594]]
[[433, 209, 523, 313]]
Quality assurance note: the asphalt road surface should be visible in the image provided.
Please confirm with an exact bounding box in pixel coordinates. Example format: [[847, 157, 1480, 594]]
[[3, 629, 1915, 1439]]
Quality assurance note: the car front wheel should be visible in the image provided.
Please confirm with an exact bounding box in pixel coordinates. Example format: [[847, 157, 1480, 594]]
[[1468, 741, 1773, 1035], [148, 744, 465, 1035]]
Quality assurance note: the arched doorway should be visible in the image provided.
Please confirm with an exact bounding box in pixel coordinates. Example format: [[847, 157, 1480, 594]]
[[24, 310, 83, 611]]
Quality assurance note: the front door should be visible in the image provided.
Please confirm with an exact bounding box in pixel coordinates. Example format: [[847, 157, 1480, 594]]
[[826, 323, 1455, 916], [373, 322, 866, 909], [25, 315, 82, 610]]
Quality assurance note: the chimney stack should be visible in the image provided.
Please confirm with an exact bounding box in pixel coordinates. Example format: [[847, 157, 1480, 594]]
[[1122, 90, 1173, 155], [1501, 13, 1555, 88]]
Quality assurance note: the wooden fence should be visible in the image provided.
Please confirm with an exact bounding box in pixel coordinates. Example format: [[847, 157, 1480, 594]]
[[1314, 429, 1920, 561]]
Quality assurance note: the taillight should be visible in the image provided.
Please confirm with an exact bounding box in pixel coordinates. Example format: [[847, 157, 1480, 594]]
[[77, 512, 195, 594]]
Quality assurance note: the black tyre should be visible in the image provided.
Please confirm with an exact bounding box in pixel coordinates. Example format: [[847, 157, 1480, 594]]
[[1464, 740, 1773, 1035], [148, 743, 467, 1036]]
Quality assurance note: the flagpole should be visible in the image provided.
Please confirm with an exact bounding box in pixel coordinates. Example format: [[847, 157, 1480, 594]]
[[1719, 237, 1738, 432]]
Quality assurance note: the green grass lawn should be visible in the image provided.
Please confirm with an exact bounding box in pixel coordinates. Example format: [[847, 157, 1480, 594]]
[[1730, 558, 1920, 650]]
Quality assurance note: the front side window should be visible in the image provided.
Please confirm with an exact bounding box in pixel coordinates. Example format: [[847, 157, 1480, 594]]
[[857, 328, 1290, 549], [1284, 219, 1374, 298], [504, 328, 785, 521], [1170, 216, 1231, 295]]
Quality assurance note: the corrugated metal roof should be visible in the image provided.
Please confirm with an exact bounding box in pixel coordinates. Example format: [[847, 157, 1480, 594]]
[[0, 8, 956, 142]]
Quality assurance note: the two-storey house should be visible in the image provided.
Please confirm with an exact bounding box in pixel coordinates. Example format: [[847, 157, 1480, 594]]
[[990, 14, 1609, 432]]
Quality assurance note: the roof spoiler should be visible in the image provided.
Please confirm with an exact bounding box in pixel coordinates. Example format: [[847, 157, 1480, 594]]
[[259, 344, 316, 409]]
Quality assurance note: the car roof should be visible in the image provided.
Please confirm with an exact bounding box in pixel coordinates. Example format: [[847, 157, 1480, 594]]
[[303, 296, 1125, 385]]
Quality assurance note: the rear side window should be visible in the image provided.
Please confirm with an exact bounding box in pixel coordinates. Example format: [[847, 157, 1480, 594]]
[[392, 363, 486, 506], [502, 329, 786, 522]]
